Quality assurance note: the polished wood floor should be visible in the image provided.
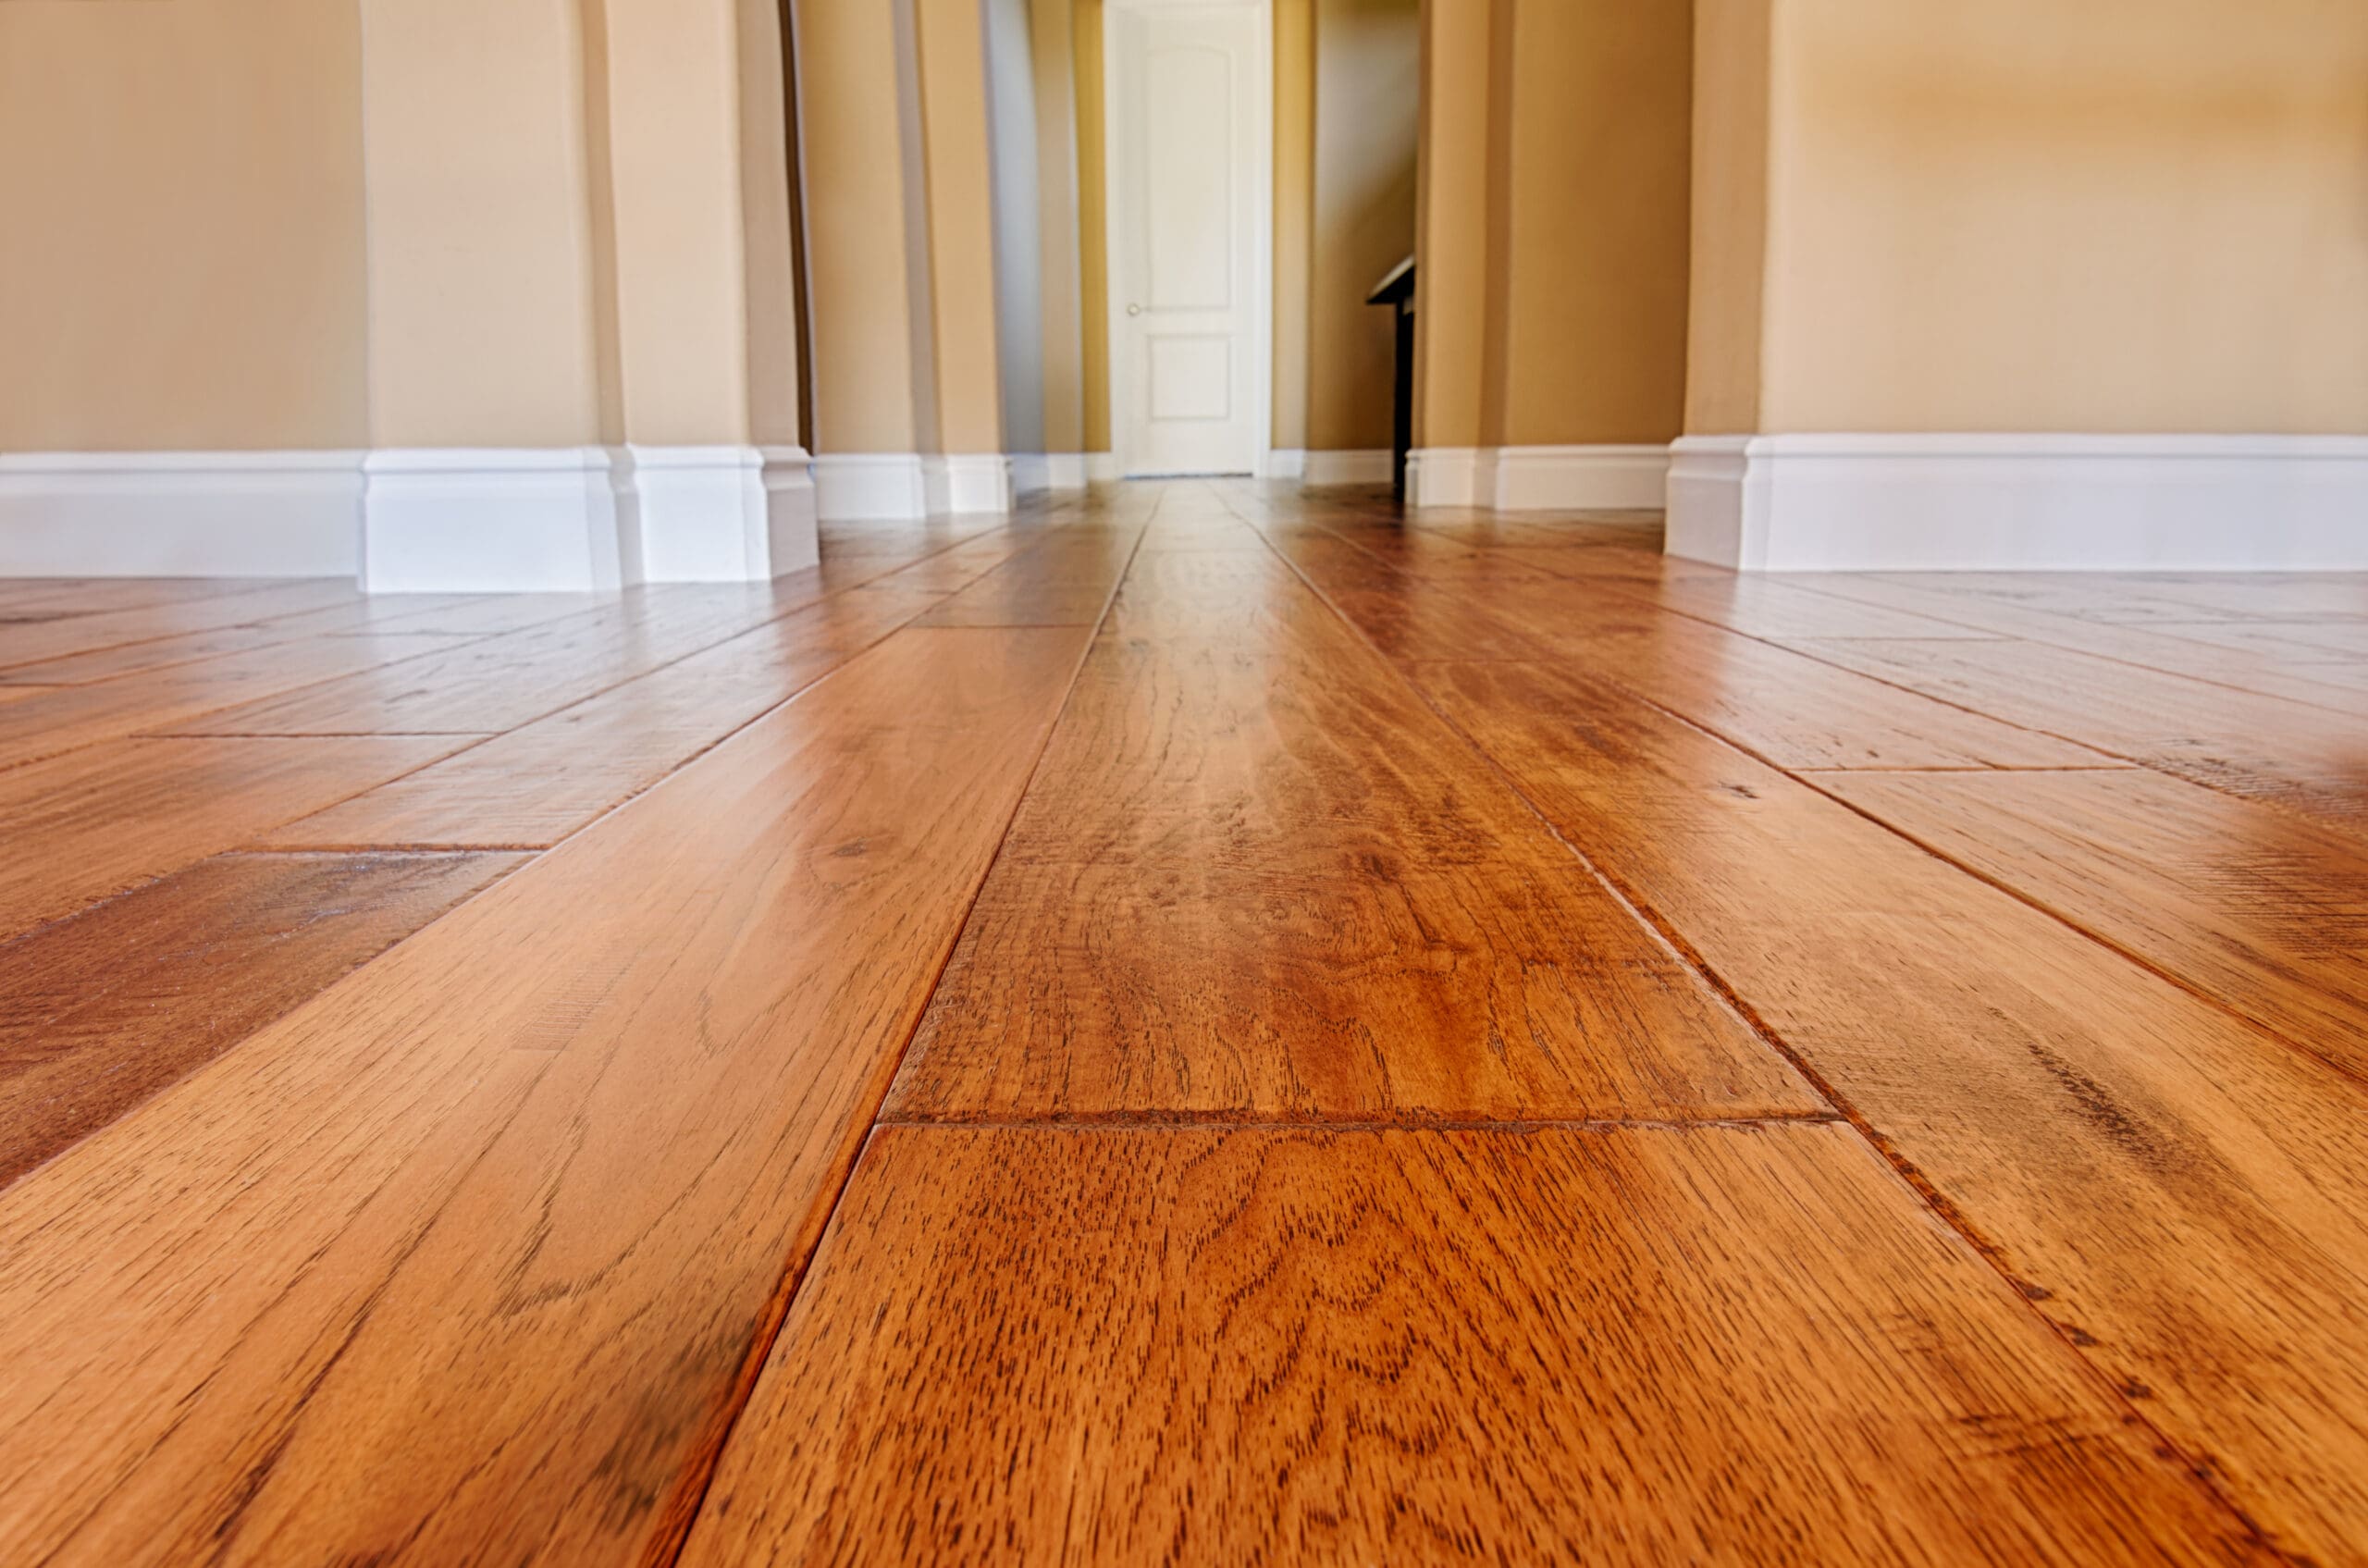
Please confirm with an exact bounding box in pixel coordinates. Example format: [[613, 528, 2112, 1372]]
[[3, 482, 2366, 1563]]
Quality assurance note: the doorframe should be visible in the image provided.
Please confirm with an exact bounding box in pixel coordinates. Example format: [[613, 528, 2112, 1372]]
[[1101, 0, 1276, 479]]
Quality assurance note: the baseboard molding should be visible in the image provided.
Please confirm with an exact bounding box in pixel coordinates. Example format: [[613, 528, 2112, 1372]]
[[1301, 449, 1392, 487], [814, 453, 927, 522], [0, 451, 364, 576], [1086, 451, 1123, 484], [1265, 449, 1307, 481], [1011, 452, 1092, 495], [627, 445, 818, 581], [363, 448, 631, 592], [1408, 444, 1669, 511], [923, 453, 1014, 516], [1667, 433, 2368, 572]]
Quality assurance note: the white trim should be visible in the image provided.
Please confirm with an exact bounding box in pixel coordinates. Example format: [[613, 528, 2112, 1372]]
[[1301, 449, 1393, 487], [922, 453, 1015, 515], [1407, 444, 1668, 511], [1666, 433, 2368, 573], [0, 451, 364, 577], [1103, 0, 1274, 480], [1010, 453, 1094, 495], [1491, 444, 1668, 510], [813, 452, 928, 522], [628, 445, 819, 581], [1264, 448, 1307, 481], [1086, 451, 1124, 484], [1407, 447, 1488, 509], [362, 448, 630, 593]]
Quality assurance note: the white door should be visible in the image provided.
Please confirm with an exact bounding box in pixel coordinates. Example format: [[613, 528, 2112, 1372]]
[[1107, 1, 1269, 477]]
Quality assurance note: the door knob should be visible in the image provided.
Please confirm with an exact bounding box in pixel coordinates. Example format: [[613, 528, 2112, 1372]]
[[1128, 303, 1143, 316]]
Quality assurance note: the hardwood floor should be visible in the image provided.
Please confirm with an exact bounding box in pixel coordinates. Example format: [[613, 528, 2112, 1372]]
[[2, 484, 2365, 1562]]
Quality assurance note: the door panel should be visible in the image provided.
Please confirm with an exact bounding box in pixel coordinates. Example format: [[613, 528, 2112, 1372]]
[[1110, 4, 1266, 477]]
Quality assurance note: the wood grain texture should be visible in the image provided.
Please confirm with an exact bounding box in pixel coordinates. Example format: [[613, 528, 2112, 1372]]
[[1820, 767, 2368, 1081], [1782, 574, 2368, 718], [1793, 636, 2368, 836], [0, 623, 308, 685], [1417, 656, 2368, 1561], [258, 585, 944, 848], [684, 1124, 2262, 1566], [0, 625, 1090, 1567], [0, 735, 463, 939], [0, 579, 361, 671], [0, 632, 475, 770], [0, 851, 524, 1185], [909, 530, 1140, 627], [168, 586, 822, 736], [1280, 543, 2111, 771], [891, 852, 1816, 1122]]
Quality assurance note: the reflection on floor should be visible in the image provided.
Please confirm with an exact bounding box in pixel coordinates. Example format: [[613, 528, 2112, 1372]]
[[4, 481, 2365, 1562]]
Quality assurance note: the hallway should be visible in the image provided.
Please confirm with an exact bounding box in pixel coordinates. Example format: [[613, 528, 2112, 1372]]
[[4, 482, 2367, 1562]]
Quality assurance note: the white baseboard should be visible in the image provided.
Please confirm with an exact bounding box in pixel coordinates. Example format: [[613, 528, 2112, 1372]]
[[923, 453, 1013, 515], [627, 445, 818, 581], [0, 451, 364, 576], [1086, 451, 1123, 484], [1301, 449, 1393, 487], [1667, 433, 2368, 572], [1010, 452, 1092, 496], [1265, 449, 1307, 480], [1408, 444, 1669, 511], [364, 448, 634, 592], [814, 452, 928, 522]]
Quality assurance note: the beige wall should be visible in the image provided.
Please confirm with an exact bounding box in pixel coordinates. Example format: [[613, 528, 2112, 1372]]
[[1693, 0, 2368, 436], [1307, 0, 1419, 452], [916, 0, 1008, 456], [1415, 0, 1693, 452], [1272, 0, 1316, 452], [0, 0, 367, 451], [2, 0, 798, 459], [1498, 0, 1692, 446], [797, 0, 926, 454]]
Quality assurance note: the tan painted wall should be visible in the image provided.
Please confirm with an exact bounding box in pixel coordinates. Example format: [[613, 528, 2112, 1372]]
[[918, 0, 1008, 456], [1415, 0, 1692, 451], [1689, 0, 2368, 437], [1762, 0, 2368, 435], [362, 0, 610, 450], [1030, 0, 1091, 456], [1074, 0, 1114, 455], [1308, 0, 1419, 452], [0, 0, 367, 451], [1684, 0, 1770, 434], [797, 0, 926, 454], [1498, 0, 1691, 446], [1272, 0, 1317, 452], [1412, 0, 1498, 450]]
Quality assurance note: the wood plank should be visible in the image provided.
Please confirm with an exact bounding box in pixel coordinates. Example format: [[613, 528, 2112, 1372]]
[[2150, 619, 2368, 661], [0, 579, 361, 671], [1414, 656, 2368, 1560], [1792, 636, 2368, 836], [891, 852, 1817, 1122], [0, 622, 311, 685], [167, 586, 824, 736], [1781, 574, 2368, 716], [0, 633, 475, 770], [891, 551, 1814, 1121], [908, 527, 1140, 627], [0, 735, 462, 938], [258, 584, 944, 848], [1613, 573, 2007, 642], [0, 577, 285, 616], [1820, 768, 2368, 1081], [0, 851, 525, 1186], [0, 625, 1091, 1566], [254, 592, 589, 637], [684, 1124, 2262, 1565], [1281, 546, 2113, 770]]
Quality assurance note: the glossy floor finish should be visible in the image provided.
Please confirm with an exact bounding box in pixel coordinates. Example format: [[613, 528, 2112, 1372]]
[[2, 483, 2366, 1563]]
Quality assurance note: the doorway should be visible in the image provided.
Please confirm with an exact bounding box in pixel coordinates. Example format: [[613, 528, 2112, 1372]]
[[1104, 0, 1273, 477]]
